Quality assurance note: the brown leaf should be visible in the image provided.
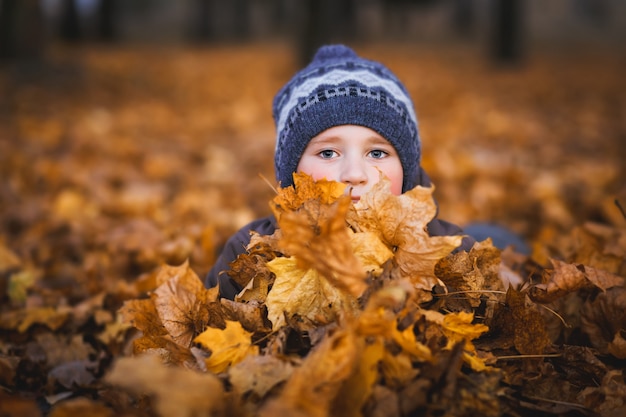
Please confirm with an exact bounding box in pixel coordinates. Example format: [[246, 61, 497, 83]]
[[348, 179, 462, 291], [270, 172, 346, 216], [529, 258, 624, 303], [580, 286, 626, 355], [153, 260, 220, 347], [118, 298, 167, 337], [608, 330, 626, 359], [578, 370, 626, 416], [0, 392, 41, 417], [220, 298, 270, 333], [490, 288, 551, 355], [49, 398, 114, 417], [18, 307, 70, 333], [435, 239, 505, 307], [227, 250, 274, 291]]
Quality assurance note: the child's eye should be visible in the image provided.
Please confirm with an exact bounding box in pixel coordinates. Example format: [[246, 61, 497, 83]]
[[368, 150, 388, 159], [319, 150, 337, 159]]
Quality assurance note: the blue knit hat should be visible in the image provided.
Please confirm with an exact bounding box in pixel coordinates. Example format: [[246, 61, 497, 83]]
[[272, 44, 421, 192]]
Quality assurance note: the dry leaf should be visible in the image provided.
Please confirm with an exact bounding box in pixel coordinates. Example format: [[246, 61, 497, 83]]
[[271, 173, 370, 297], [194, 320, 259, 374], [530, 258, 624, 303], [435, 239, 505, 307], [580, 286, 626, 355], [265, 257, 358, 331], [153, 260, 220, 347], [349, 178, 462, 291], [271, 172, 346, 216]]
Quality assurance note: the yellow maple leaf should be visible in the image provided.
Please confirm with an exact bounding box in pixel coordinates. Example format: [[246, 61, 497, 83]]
[[348, 177, 462, 290], [194, 320, 259, 374], [350, 231, 394, 277], [423, 309, 490, 371], [265, 257, 358, 331]]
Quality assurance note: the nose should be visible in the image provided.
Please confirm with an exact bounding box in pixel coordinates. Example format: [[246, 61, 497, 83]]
[[340, 158, 368, 188]]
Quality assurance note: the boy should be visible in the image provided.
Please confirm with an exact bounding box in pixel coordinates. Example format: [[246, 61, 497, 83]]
[[205, 44, 476, 300]]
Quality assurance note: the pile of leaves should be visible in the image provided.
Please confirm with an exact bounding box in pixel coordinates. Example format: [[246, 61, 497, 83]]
[[1, 44, 625, 417], [9, 173, 617, 417]]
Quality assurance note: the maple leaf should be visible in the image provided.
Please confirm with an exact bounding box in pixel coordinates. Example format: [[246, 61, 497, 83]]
[[119, 298, 168, 337], [269, 173, 374, 297], [490, 288, 552, 355], [529, 258, 625, 303], [422, 309, 490, 371], [194, 320, 259, 374], [227, 249, 275, 291], [348, 177, 462, 292], [264, 257, 358, 331], [277, 196, 369, 297], [152, 260, 221, 347], [271, 172, 346, 216], [220, 298, 270, 333], [435, 239, 505, 308]]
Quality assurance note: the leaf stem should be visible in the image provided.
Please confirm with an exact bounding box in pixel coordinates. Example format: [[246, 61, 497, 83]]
[[434, 290, 507, 296], [496, 353, 562, 360]]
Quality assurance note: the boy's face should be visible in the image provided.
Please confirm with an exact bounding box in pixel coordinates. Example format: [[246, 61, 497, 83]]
[[297, 125, 403, 201]]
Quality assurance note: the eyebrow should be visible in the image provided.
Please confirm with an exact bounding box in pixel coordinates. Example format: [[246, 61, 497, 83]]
[[310, 135, 392, 146]]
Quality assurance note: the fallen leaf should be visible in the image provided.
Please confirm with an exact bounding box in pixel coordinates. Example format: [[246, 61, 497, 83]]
[[349, 179, 462, 291], [153, 260, 220, 347], [529, 258, 624, 303], [194, 320, 259, 374], [265, 257, 358, 331], [278, 196, 368, 297]]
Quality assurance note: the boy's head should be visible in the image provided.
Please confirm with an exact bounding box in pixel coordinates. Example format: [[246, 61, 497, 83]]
[[272, 44, 421, 193]]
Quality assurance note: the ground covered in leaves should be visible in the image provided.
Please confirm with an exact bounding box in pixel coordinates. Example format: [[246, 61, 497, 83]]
[[0, 41, 625, 416]]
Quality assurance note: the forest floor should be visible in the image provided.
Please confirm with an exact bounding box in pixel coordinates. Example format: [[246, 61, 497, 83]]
[[0, 41, 625, 416]]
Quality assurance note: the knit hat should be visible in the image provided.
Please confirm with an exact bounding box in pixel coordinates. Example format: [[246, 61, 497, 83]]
[[272, 44, 421, 192]]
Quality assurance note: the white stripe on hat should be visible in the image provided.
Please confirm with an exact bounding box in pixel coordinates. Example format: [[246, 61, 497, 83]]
[[275, 68, 417, 151]]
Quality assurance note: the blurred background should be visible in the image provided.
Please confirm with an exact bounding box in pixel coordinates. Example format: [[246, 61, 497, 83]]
[[0, 0, 625, 288]]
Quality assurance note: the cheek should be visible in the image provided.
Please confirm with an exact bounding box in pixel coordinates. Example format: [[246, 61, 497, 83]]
[[378, 163, 404, 195], [388, 170, 404, 195]]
